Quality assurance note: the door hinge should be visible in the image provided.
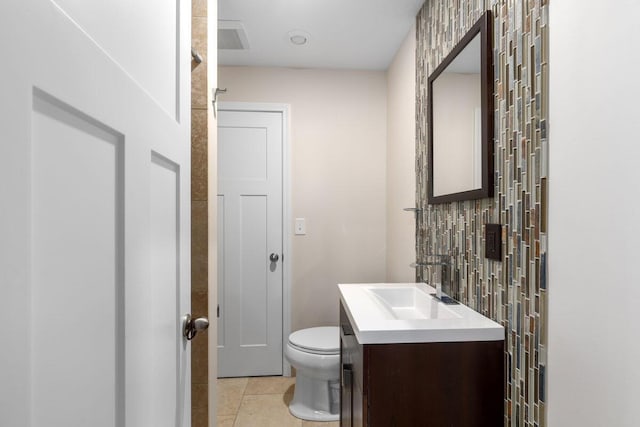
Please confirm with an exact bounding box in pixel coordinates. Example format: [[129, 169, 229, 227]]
[[217, 304, 220, 318]]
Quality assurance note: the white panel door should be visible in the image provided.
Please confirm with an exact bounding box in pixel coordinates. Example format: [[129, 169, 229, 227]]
[[217, 109, 283, 377], [0, 0, 193, 426]]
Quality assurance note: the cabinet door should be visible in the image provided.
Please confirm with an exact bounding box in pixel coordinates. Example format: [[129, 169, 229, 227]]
[[352, 377, 364, 427], [340, 303, 354, 427], [341, 361, 353, 427], [341, 302, 365, 427]]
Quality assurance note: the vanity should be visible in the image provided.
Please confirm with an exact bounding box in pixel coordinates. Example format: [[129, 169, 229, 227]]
[[339, 283, 504, 427]]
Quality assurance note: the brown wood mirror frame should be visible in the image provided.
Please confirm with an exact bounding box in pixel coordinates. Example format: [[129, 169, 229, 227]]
[[427, 11, 494, 204]]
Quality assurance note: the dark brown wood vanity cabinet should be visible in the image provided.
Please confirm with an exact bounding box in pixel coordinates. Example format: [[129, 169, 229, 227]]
[[340, 302, 504, 427]]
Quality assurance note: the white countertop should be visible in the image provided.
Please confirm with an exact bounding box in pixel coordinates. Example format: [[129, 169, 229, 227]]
[[339, 283, 505, 344]]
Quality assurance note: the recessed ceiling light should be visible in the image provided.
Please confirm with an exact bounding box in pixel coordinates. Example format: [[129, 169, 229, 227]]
[[288, 30, 310, 46]]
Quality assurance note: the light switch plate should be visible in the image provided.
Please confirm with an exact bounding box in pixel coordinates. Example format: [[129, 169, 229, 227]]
[[295, 218, 306, 235], [485, 223, 502, 261]]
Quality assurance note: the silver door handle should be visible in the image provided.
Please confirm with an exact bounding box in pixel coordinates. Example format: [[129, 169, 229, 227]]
[[269, 253, 279, 263], [183, 314, 209, 341]]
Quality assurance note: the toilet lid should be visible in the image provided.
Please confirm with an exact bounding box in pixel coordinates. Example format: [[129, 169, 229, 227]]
[[288, 327, 339, 355]]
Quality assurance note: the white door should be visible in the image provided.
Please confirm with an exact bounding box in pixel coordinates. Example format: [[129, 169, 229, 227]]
[[0, 1, 193, 426], [217, 108, 284, 377]]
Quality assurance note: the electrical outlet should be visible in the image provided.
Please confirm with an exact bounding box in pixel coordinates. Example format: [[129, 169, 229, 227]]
[[295, 218, 306, 235]]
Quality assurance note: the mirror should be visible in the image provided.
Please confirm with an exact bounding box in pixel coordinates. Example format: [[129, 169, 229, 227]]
[[428, 11, 493, 204]]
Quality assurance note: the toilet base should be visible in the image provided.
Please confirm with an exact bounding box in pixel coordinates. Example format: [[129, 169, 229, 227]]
[[288, 373, 340, 421], [289, 402, 339, 422]]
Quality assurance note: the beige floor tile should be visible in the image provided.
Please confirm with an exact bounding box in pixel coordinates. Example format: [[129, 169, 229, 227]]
[[302, 422, 340, 427], [217, 377, 249, 416], [244, 376, 296, 395], [216, 415, 235, 427], [283, 386, 294, 406], [234, 394, 302, 427]]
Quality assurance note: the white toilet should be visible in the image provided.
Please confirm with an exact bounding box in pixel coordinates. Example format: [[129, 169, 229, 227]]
[[285, 326, 340, 421]]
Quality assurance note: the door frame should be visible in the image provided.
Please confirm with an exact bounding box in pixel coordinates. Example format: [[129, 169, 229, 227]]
[[217, 102, 292, 376]]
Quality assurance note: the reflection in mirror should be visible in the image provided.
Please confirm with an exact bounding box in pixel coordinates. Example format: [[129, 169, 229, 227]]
[[432, 34, 481, 197], [427, 11, 493, 204]]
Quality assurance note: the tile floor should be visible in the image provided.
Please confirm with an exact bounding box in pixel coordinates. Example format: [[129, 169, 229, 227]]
[[217, 376, 340, 427]]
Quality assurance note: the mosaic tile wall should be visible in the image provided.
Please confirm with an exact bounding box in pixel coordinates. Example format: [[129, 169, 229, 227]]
[[415, 1, 548, 426]]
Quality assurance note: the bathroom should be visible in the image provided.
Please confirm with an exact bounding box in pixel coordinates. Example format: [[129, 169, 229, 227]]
[[204, 0, 640, 426], [0, 0, 638, 427]]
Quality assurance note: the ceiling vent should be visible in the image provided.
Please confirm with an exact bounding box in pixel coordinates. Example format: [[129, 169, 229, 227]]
[[218, 21, 250, 50]]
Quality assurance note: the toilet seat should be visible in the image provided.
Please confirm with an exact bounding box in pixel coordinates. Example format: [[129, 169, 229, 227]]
[[288, 326, 339, 355]]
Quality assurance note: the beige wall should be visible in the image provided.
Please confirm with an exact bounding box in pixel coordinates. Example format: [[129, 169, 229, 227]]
[[218, 66, 387, 331], [385, 25, 416, 283]]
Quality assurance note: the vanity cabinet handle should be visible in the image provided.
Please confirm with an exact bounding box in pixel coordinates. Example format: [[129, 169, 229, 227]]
[[342, 364, 353, 388], [341, 323, 354, 336]]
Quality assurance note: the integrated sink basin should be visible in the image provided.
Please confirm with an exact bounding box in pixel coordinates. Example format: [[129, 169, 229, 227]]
[[338, 283, 504, 344], [367, 286, 460, 320]]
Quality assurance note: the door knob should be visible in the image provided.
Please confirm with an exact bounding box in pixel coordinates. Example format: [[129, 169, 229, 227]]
[[269, 253, 279, 263], [183, 314, 209, 341]]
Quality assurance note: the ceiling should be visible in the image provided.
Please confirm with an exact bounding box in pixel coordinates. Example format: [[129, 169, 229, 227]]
[[218, 0, 425, 70]]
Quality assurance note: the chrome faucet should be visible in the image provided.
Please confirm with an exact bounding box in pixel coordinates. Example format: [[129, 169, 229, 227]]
[[413, 254, 451, 299]]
